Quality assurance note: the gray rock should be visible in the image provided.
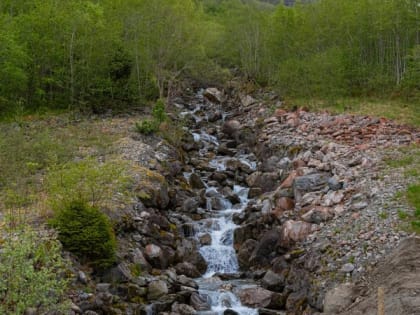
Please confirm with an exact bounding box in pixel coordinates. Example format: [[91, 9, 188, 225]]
[[340, 263, 355, 273], [222, 120, 241, 138], [240, 94, 257, 107], [324, 283, 358, 314], [24, 308, 37, 315], [262, 270, 285, 291], [137, 181, 169, 210], [189, 173, 205, 189], [246, 171, 281, 193], [301, 206, 334, 224], [131, 248, 152, 272], [175, 262, 201, 278], [144, 244, 168, 269], [96, 283, 111, 292], [148, 280, 169, 300], [171, 302, 197, 315], [190, 292, 211, 311], [176, 276, 197, 291], [293, 173, 329, 202], [250, 230, 281, 267], [351, 201, 368, 211], [203, 87, 223, 103], [237, 239, 258, 268], [78, 271, 88, 284], [328, 177, 342, 191], [182, 197, 200, 213]]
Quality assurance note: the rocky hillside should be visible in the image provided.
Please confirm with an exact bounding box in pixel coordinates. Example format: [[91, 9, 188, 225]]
[[63, 85, 419, 315]]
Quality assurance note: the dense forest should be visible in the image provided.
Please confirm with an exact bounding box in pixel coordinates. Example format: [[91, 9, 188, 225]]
[[0, 0, 419, 114]]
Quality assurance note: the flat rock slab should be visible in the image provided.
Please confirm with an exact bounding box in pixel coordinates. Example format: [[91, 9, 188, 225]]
[[327, 237, 420, 315]]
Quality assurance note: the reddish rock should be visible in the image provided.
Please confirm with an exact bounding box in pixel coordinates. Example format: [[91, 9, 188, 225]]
[[293, 160, 306, 169], [281, 220, 317, 246], [238, 287, 273, 308], [279, 170, 297, 189], [274, 109, 287, 118], [276, 197, 295, 211]]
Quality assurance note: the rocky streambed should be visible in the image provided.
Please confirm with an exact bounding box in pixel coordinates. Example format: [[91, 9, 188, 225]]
[[68, 86, 419, 315]]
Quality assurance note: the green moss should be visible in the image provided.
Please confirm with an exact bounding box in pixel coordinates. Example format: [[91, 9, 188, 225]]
[[50, 200, 116, 269]]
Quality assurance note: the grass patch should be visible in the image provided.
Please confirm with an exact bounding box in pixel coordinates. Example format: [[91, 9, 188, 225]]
[[0, 114, 121, 217], [384, 156, 414, 168], [288, 97, 420, 127], [397, 209, 408, 220], [379, 211, 388, 219]]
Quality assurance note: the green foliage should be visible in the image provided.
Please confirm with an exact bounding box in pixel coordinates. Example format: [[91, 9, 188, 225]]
[[407, 184, 420, 233], [0, 225, 69, 315], [0, 126, 74, 204], [136, 99, 168, 135], [0, 0, 419, 114], [50, 200, 116, 268], [397, 209, 408, 220], [46, 158, 131, 208], [152, 99, 167, 123], [135, 119, 158, 135], [407, 184, 420, 212]]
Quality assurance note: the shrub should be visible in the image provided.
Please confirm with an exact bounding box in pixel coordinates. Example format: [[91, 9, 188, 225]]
[[0, 225, 69, 315], [46, 158, 131, 208], [135, 99, 167, 135], [152, 99, 167, 123], [135, 119, 158, 135], [50, 200, 116, 269]]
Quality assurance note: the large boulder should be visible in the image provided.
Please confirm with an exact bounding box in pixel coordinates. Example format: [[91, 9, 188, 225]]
[[203, 87, 223, 103], [175, 262, 201, 278], [222, 120, 241, 138], [246, 172, 281, 193], [280, 220, 317, 247], [324, 283, 359, 314], [237, 239, 258, 268], [237, 287, 274, 308], [131, 248, 152, 272], [190, 292, 211, 311], [144, 244, 168, 269], [293, 173, 329, 203], [176, 239, 208, 275], [182, 197, 200, 213], [148, 280, 169, 300], [171, 303, 197, 315], [301, 206, 334, 224], [136, 181, 169, 210], [250, 230, 282, 266], [262, 270, 286, 292], [189, 173, 205, 189]]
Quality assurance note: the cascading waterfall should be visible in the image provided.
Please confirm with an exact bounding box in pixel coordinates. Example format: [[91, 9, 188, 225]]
[[182, 91, 258, 315]]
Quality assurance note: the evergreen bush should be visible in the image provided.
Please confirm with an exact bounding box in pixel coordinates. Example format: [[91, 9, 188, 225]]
[[50, 200, 116, 269]]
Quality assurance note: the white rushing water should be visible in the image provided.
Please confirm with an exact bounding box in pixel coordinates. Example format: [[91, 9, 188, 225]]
[[181, 95, 258, 315], [196, 181, 258, 315]]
